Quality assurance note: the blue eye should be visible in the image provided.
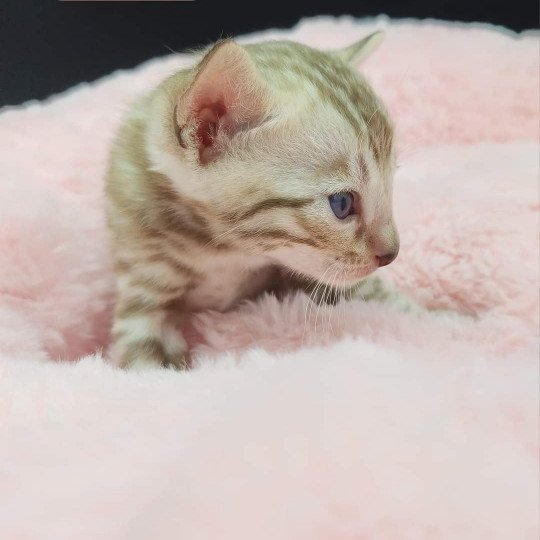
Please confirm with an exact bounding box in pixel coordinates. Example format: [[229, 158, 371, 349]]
[[328, 192, 355, 219]]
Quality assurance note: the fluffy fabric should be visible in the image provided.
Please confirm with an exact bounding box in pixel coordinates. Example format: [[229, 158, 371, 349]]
[[0, 16, 538, 539]]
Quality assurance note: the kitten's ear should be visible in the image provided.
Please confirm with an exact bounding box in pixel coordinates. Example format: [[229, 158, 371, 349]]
[[333, 31, 385, 65], [176, 39, 268, 165]]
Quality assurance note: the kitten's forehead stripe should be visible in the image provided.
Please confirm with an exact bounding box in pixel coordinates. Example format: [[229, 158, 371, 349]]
[[319, 156, 350, 179], [358, 155, 370, 180], [248, 41, 394, 165]]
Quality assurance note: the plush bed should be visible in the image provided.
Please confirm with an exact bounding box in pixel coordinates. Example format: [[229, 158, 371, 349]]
[[0, 16, 538, 539]]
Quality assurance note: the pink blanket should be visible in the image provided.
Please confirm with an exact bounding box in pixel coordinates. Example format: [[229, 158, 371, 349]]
[[0, 16, 538, 539]]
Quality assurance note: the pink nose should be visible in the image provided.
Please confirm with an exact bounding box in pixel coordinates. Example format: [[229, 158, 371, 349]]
[[369, 222, 400, 267], [376, 250, 399, 267]]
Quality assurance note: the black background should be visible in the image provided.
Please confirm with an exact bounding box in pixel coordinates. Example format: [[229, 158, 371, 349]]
[[1, 0, 538, 107]]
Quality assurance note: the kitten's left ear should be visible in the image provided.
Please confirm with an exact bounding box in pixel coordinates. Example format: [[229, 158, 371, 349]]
[[333, 31, 385, 65], [176, 39, 269, 165]]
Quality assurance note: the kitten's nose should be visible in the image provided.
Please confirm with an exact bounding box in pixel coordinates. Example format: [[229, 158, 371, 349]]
[[370, 221, 399, 267], [376, 250, 398, 267]]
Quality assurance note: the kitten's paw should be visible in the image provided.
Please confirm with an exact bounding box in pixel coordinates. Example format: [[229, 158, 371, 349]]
[[352, 274, 424, 314], [352, 274, 466, 318], [113, 319, 191, 371], [126, 356, 164, 372], [353, 275, 420, 310], [119, 352, 191, 371], [115, 340, 191, 371], [162, 352, 191, 371], [352, 275, 388, 301]]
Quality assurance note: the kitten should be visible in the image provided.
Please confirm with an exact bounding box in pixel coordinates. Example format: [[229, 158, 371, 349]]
[[105, 31, 400, 369]]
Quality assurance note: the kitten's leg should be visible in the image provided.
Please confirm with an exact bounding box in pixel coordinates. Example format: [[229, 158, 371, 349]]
[[349, 274, 422, 312], [276, 270, 459, 316], [113, 304, 188, 370], [273, 270, 418, 309], [111, 265, 190, 370], [351, 274, 464, 318]]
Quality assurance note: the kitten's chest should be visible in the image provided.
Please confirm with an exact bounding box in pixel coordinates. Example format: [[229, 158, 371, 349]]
[[183, 252, 275, 312]]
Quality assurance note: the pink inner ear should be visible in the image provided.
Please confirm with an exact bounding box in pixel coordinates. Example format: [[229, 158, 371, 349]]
[[196, 101, 226, 150], [179, 41, 267, 164]]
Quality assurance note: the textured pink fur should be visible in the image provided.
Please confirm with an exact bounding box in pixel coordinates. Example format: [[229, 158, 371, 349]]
[[0, 17, 538, 539]]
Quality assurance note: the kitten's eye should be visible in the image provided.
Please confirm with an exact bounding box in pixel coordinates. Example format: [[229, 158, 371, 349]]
[[328, 192, 355, 219]]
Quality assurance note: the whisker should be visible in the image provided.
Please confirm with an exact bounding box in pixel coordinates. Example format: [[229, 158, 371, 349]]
[[304, 263, 335, 343], [314, 263, 339, 339], [326, 265, 342, 339], [338, 270, 348, 336], [315, 280, 328, 337]]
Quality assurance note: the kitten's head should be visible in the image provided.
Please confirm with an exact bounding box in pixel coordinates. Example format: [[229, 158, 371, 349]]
[[152, 32, 398, 286]]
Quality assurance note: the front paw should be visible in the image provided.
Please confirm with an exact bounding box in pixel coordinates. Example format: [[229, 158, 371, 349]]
[[351, 274, 422, 313], [115, 336, 190, 371], [120, 351, 191, 371], [126, 355, 164, 372], [352, 274, 465, 318], [162, 351, 191, 370]]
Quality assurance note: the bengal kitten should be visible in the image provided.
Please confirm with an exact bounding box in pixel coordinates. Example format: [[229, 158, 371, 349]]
[[106, 31, 403, 369]]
